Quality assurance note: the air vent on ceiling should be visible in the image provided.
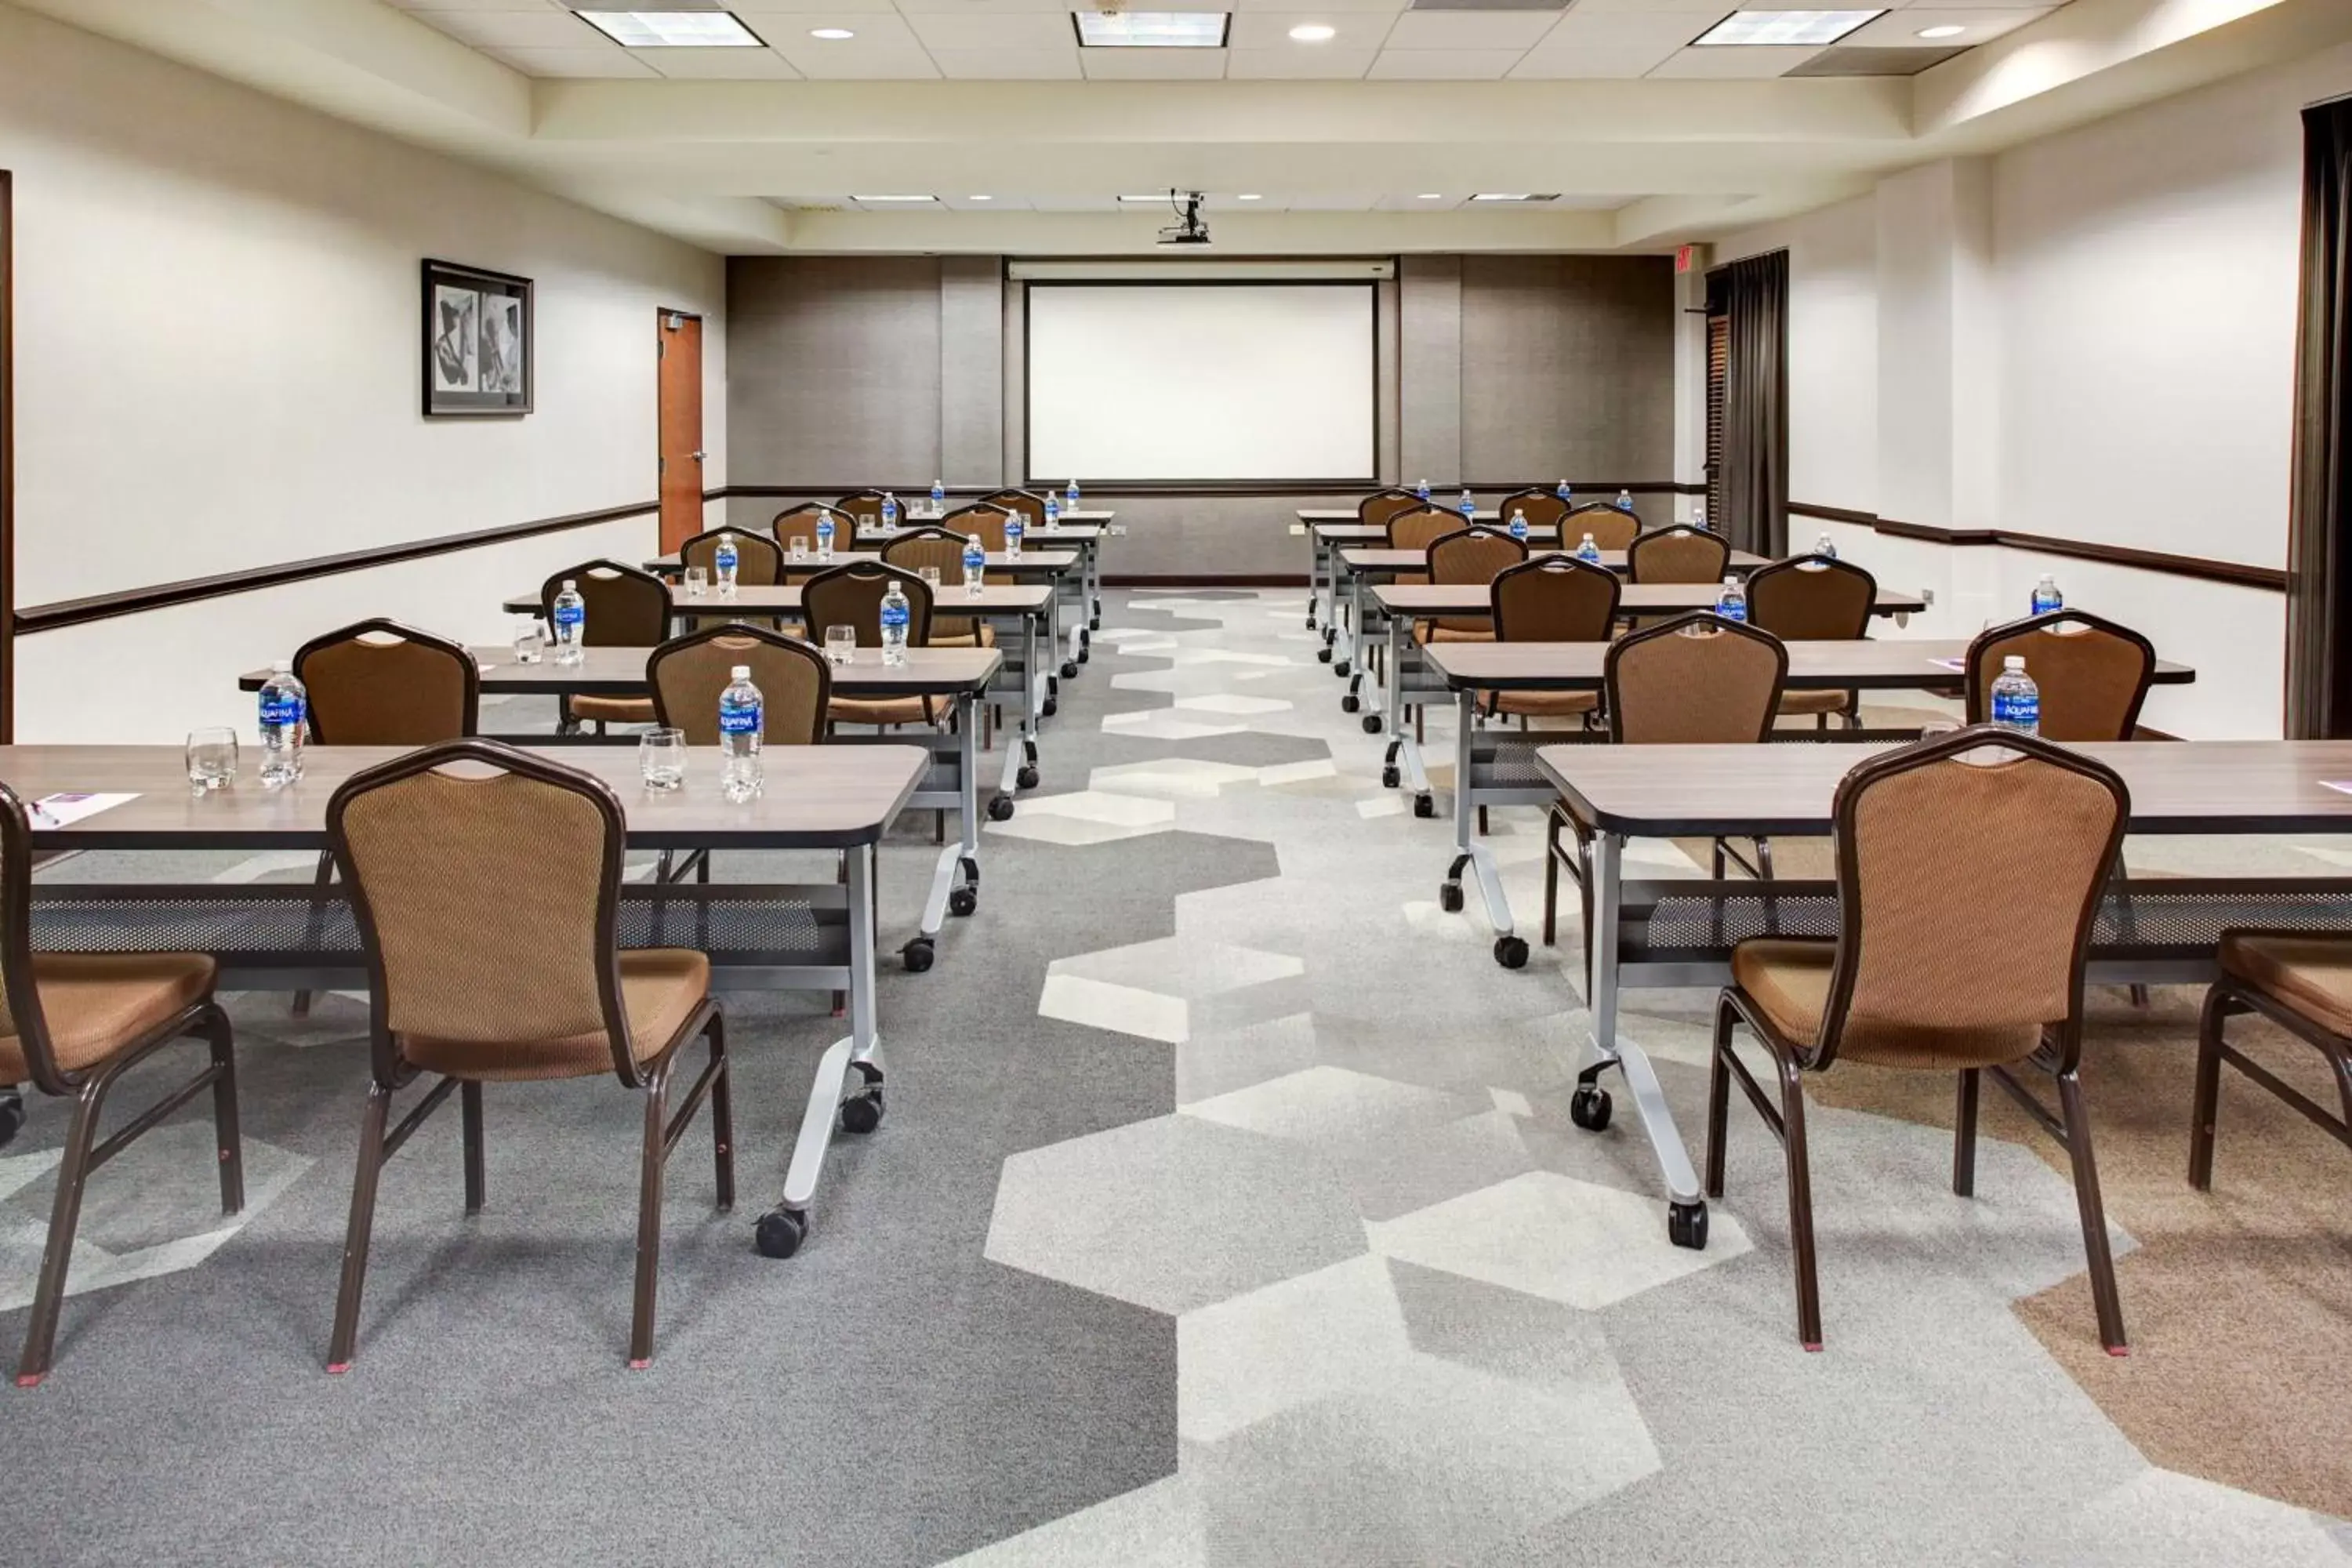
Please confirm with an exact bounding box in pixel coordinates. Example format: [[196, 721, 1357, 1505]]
[[1785, 44, 1969, 77], [1407, 0, 1569, 11]]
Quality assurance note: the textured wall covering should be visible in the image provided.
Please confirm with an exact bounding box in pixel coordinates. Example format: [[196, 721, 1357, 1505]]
[[728, 256, 943, 487], [1459, 256, 1677, 484]]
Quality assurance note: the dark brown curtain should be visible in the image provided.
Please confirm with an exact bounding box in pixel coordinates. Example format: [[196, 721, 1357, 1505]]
[[2287, 96, 2352, 738], [1717, 249, 1789, 558]]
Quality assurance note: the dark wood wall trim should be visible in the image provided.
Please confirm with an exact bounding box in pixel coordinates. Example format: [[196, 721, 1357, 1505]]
[[713, 481, 1708, 502], [16, 499, 658, 635], [1788, 501, 2287, 592], [1, 169, 13, 739]]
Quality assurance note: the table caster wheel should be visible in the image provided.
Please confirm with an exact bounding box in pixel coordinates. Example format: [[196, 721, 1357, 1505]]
[[1439, 882, 1465, 913], [1319, 648, 1334, 665], [1077, 648, 1089, 664], [1043, 699, 1058, 719], [755, 1207, 808, 1259], [1080, 628, 1091, 648], [1341, 694, 1360, 714], [1413, 794, 1436, 819], [1362, 715, 1383, 735], [840, 1091, 884, 1135], [989, 795, 1015, 822], [1570, 1084, 1613, 1132], [902, 938, 935, 973], [1061, 660, 1079, 679], [1089, 616, 1101, 632], [1494, 935, 1530, 969], [1381, 766, 1400, 789], [949, 885, 978, 918], [1668, 1200, 1709, 1250], [1017, 765, 1040, 790], [1334, 660, 1352, 679]]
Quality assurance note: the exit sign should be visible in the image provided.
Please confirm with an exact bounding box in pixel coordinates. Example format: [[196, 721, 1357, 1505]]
[[1675, 244, 1697, 274]]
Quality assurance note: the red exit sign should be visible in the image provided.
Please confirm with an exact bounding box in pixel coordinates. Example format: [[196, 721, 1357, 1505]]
[[1675, 244, 1697, 274]]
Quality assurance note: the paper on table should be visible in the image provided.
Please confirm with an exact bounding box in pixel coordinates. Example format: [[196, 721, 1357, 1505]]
[[1926, 656, 1967, 673], [31, 792, 138, 828]]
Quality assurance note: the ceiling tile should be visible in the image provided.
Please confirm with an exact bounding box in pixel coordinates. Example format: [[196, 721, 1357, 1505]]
[[484, 44, 659, 75], [403, 9, 596, 47], [1646, 42, 1824, 74], [732, 0, 901, 12], [939, 194, 1033, 209], [1230, 0, 1407, 9], [776, 43, 943, 73], [1381, 11, 1560, 49], [1079, 48, 1231, 78], [1225, 12, 1399, 47], [1373, 193, 1464, 210], [642, 45, 807, 74], [1029, 195, 1123, 211], [927, 45, 1085, 76], [1508, 40, 1682, 74], [1225, 45, 1379, 75], [762, 10, 921, 43], [892, 0, 1067, 9], [1366, 48, 1526, 78], [903, 11, 1073, 47], [1842, 6, 2049, 43], [387, 0, 567, 9], [1534, 9, 1721, 48], [1553, 0, 1733, 12]]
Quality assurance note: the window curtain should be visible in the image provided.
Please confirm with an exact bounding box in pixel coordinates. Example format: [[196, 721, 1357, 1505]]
[[1718, 249, 1789, 558], [2287, 96, 2352, 738]]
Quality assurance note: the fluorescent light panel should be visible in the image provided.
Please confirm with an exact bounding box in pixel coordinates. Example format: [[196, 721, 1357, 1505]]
[[1693, 9, 1882, 45], [573, 9, 764, 47], [1073, 13, 1232, 47], [854, 194, 938, 204], [1469, 193, 1559, 203]]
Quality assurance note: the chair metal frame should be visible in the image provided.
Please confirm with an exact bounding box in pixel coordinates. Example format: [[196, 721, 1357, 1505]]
[[2190, 935, 2352, 1189]]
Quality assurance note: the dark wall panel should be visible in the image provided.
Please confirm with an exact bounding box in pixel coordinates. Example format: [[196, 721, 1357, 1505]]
[[727, 256, 942, 487], [1459, 255, 1676, 483]]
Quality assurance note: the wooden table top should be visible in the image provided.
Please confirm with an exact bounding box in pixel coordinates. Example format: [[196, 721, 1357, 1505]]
[[644, 549, 1074, 575], [1537, 739, 2352, 839], [1371, 583, 1930, 618], [1422, 639, 2195, 691], [1299, 510, 1507, 525], [1340, 546, 1770, 574], [501, 583, 1055, 617], [0, 744, 927, 851], [868, 521, 1105, 541], [240, 646, 1003, 699]]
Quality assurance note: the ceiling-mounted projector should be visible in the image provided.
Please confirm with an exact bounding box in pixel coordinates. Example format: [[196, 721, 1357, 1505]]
[[1156, 191, 1210, 247]]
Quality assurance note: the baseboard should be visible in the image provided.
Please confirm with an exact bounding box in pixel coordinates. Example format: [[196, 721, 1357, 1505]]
[[1104, 573, 1310, 588]]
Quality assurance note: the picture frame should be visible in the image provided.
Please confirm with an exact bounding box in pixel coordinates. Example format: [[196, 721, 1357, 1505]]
[[422, 259, 532, 417]]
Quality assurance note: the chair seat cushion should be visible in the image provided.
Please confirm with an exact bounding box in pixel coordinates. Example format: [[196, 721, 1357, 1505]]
[[830, 695, 935, 728], [1416, 624, 1494, 644], [572, 695, 657, 725], [928, 622, 996, 649], [0, 953, 217, 1079], [1490, 689, 1598, 718], [2220, 931, 2352, 1036], [1776, 689, 1851, 717], [1730, 938, 2040, 1069], [401, 949, 710, 1083]]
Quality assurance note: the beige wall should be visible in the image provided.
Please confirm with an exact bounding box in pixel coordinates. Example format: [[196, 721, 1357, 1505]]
[[1, 4, 728, 741]]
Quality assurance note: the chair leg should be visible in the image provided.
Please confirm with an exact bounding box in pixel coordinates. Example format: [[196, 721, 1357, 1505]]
[[15, 1076, 110, 1386], [292, 848, 334, 1018], [327, 1083, 394, 1373], [629, 1068, 673, 1370], [1777, 1054, 1824, 1352], [1756, 837, 1775, 880], [2188, 986, 2229, 1191], [205, 1007, 244, 1214], [1542, 810, 1561, 947], [935, 808, 946, 845], [2055, 1066, 2128, 1356], [1711, 838, 1726, 880], [1477, 805, 1489, 837], [460, 1080, 486, 1215], [707, 1012, 735, 1212], [1705, 996, 1735, 1200], [1952, 1069, 1980, 1197]]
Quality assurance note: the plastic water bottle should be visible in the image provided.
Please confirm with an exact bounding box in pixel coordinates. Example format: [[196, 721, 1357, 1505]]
[[962, 535, 986, 598], [714, 531, 739, 597], [1715, 575, 1748, 623], [1045, 491, 1061, 529], [881, 492, 898, 531], [2031, 574, 2063, 615], [1508, 509, 1530, 542], [719, 665, 763, 802], [1457, 488, 1476, 522], [1576, 532, 1602, 564], [1416, 478, 1431, 502], [1005, 510, 1025, 558], [931, 479, 946, 516], [1691, 503, 1710, 532], [1066, 478, 1082, 510], [258, 662, 307, 786], [815, 510, 836, 561], [880, 581, 911, 667], [1556, 479, 1573, 504], [1815, 532, 1837, 559], [551, 579, 586, 666], [1614, 488, 1635, 512], [1991, 655, 2040, 734]]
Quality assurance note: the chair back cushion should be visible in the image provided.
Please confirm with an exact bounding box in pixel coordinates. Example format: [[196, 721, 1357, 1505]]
[[801, 561, 934, 648], [295, 621, 478, 745], [833, 492, 888, 530], [1358, 490, 1422, 530], [944, 503, 1013, 554], [1566, 504, 1640, 551], [1965, 613, 2156, 742], [1494, 489, 1571, 534], [681, 528, 782, 587], [1606, 614, 1786, 742], [884, 528, 982, 641], [1628, 526, 1730, 584], [982, 490, 1046, 526], [543, 562, 669, 648], [1428, 528, 1528, 632], [649, 626, 830, 746], [1492, 557, 1620, 642], [1746, 556, 1877, 641]]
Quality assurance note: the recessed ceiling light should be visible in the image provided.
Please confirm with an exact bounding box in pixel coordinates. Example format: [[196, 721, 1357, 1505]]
[[1915, 24, 1965, 38], [1119, 193, 1184, 203], [970, 194, 993, 201], [808, 27, 854, 40], [573, 10, 764, 47], [1417, 193, 1443, 200], [1237, 193, 1262, 201], [1470, 193, 1560, 203], [1693, 9, 1883, 46], [1288, 23, 1336, 42], [1073, 13, 1232, 48], [854, 194, 938, 204]]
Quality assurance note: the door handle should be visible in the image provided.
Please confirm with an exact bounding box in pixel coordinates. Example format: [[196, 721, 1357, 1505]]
[[692, 450, 706, 462]]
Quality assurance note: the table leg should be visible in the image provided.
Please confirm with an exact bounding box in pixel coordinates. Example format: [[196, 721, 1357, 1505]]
[[913, 692, 982, 957], [1307, 532, 1323, 632], [1338, 567, 1362, 688], [1087, 537, 1102, 632], [1442, 689, 1524, 967]]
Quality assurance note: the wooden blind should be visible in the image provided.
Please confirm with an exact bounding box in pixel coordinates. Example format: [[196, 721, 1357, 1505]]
[[1704, 313, 1729, 524]]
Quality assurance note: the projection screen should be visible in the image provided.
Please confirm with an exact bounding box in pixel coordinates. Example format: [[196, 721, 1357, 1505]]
[[1025, 283, 1376, 484]]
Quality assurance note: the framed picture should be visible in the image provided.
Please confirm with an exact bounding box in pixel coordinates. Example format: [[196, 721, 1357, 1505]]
[[422, 259, 532, 416]]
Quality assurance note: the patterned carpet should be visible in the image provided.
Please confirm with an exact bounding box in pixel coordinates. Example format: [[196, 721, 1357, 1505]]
[[0, 589, 2345, 1565]]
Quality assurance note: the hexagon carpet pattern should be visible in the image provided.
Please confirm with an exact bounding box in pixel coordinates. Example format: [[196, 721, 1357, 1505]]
[[0, 589, 2343, 1566]]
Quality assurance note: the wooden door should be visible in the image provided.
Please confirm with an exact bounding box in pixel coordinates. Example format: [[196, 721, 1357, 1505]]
[[657, 310, 703, 552]]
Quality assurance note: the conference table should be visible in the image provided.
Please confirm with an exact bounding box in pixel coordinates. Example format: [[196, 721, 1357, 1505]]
[[1413, 639, 2199, 970], [884, 510, 1113, 654], [1296, 509, 1523, 649], [2, 742, 929, 1258], [242, 646, 1005, 971], [1534, 737, 2352, 1251]]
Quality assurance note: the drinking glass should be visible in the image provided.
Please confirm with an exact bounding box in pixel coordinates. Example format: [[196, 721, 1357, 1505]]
[[684, 566, 710, 599], [186, 728, 238, 792], [640, 728, 688, 791], [825, 626, 857, 667], [789, 535, 810, 563], [919, 565, 942, 590]]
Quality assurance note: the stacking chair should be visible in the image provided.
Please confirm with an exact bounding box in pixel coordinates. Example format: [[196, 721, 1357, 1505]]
[[1566, 501, 1641, 552], [1707, 727, 2131, 1355], [1421, 526, 1527, 643], [1747, 554, 1878, 729], [1486, 556, 1619, 729], [1357, 488, 1421, 528], [980, 489, 1046, 529], [884, 526, 993, 648], [648, 622, 830, 746], [1494, 488, 1571, 536], [943, 502, 1015, 554], [2190, 932, 2352, 1189], [1543, 613, 1788, 952], [0, 782, 241, 1385], [1628, 524, 1731, 583], [539, 561, 669, 734], [1963, 610, 2157, 741], [801, 561, 939, 729], [679, 526, 783, 588], [833, 491, 890, 532], [771, 503, 857, 562], [324, 741, 730, 1371], [1385, 506, 1467, 581]]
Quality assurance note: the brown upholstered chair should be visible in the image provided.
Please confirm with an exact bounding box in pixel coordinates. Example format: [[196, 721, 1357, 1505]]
[[1357, 488, 1423, 531], [1566, 503, 1641, 553], [1422, 526, 1527, 642], [2191, 932, 2352, 1190], [1747, 554, 1879, 729], [1708, 726, 2131, 1354], [942, 503, 1015, 554], [541, 562, 670, 733], [679, 526, 783, 589], [980, 489, 1046, 528], [1964, 611, 2156, 742], [648, 623, 831, 747], [1494, 488, 1571, 535], [1486, 557, 1619, 726], [833, 491, 891, 532], [1385, 506, 1467, 587], [1628, 524, 1731, 584], [0, 781, 241, 1385], [771, 505, 858, 578], [802, 561, 939, 728], [884, 527, 993, 648], [323, 741, 730, 1372]]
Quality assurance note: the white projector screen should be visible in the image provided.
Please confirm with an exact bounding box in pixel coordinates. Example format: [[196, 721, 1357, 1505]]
[[1025, 283, 1376, 483]]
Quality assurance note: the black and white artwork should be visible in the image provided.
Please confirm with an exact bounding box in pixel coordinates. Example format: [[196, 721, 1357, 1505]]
[[422, 260, 532, 416]]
